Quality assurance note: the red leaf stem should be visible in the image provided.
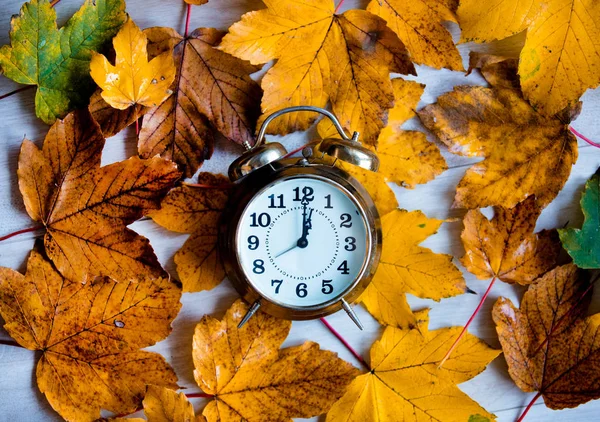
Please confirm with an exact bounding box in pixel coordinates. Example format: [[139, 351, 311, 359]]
[[320, 317, 370, 371], [185, 392, 214, 399], [282, 140, 321, 159], [517, 392, 542, 422], [570, 126, 600, 148], [334, 0, 345, 13], [0, 340, 22, 348], [438, 276, 497, 368], [184, 3, 192, 38], [50, 0, 62, 6], [0, 226, 42, 242], [0, 86, 34, 101], [184, 182, 234, 189]]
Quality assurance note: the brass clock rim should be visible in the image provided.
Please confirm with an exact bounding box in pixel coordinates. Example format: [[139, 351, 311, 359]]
[[218, 158, 382, 320]]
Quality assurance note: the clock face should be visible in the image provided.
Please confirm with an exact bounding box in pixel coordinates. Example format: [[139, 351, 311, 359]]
[[236, 176, 369, 307]]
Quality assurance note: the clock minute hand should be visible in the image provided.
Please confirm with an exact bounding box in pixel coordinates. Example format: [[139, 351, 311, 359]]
[[297, 202, 312, 248]]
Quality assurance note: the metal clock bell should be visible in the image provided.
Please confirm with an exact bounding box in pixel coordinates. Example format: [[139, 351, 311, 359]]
[[219, 106, 382, 329]]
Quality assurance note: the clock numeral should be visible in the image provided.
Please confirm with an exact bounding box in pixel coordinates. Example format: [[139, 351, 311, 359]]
[[344, 236, 356, 251], [248, 235, 259, 250], [340, 213, 352, 228], [268, 194, 285, 209], [271, 279, 283, 294], [293, 186, 314, 202], [253, 259, 265, 274], [250, 212, 271, 227], [296, 282, 308, 298], [337, 260, 350, 275], [324, 194, 333, 209], [321, 279, 333, 294]]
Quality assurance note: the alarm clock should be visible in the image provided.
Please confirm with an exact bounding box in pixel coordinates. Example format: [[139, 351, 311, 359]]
[[219, 106, 382, 329]]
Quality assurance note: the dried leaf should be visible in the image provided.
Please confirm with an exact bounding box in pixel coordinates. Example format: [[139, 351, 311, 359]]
[[220, 0, 415, 145], [0, 0, 126, 124], [0, 250, 181, 421], [459, 0, 600, 116], [559, 168, 600, 269], [18, 110, 181, 284], [89, 89, 149, 138], [419, 54, 578, 209], [461, 196, 561, 284], [90, 19, 176, 110], [359, 210, 466, 328], [185, 0, 208, 4], [493, 264, 600, 410], [140, 27, 262, 177], [150, 173, 229, 292], [327, 309, 500, 422], [192, 300, 360, 421], [376, 78, 447, 188], [367, 0, 464, 70]]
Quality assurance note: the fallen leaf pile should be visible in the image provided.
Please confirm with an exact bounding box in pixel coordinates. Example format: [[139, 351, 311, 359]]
[[419, 54, 579, 209], [0, 249, 182, 421], [0, 0, 126, 123], [327, 309, 500, 422], [193, 300, 360, 421], [1, 0, 600, 420], [494, 264, 600, 410], [18, 109, 181, 284], [559, 169, 600, 269], [458, 0, 600, 116]]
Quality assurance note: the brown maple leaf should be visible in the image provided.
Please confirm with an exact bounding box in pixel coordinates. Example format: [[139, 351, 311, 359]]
[[193, 300, 360, 421], [0, 249, 181, 421], [18, 110, 181, 284], [139, 26, 262, 177], [418, 53, 579, 209], [493, 264, 600, 413], [149, 173, 230, 292]]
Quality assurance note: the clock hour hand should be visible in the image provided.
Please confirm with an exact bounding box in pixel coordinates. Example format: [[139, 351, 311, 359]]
[[297, 201, 313, 248]]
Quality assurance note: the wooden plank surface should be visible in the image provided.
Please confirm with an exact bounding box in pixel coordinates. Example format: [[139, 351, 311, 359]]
[[1, 0, 599, 421]]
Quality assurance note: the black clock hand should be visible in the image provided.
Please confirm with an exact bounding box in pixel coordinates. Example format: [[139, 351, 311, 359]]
[[297, 201, 313, 248]]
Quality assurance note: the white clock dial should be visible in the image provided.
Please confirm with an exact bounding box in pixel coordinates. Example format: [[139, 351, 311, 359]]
[[236, 177, 369, 307]]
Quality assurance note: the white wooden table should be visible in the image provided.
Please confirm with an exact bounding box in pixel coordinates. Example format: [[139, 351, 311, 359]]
[[1, 1, 599, 421]]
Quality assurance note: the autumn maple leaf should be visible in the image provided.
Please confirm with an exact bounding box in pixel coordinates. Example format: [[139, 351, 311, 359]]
[[0, 249, 181, 422], [326, 309, 500, 422], [494, 264, 600, 417], [192, 300, 360, 421], [150, 173, 230, 292], [458, 0, 600, 116], [219, 0, 415, 145], [17, 110, 181, 284], [419, 54, 579, 209]]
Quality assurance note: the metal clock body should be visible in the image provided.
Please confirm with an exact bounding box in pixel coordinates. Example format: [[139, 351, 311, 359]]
[[218, 106, 382, 327]]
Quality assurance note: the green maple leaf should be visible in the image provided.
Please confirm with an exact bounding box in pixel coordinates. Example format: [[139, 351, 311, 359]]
[[559, 168, 600, 269], [0, 0, 126, 124]]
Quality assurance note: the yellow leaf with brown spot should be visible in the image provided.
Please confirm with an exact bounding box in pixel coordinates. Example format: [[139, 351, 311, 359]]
[[139, 26, 262, 177], [326, 309, 499, 422], [461, 196, 561, 285], [418, 54, 578, 209], [220, 0, 415, 145], [150, 173, 230, 292], [493, 264, 600, 410], [193, 300, 360, 421], [0, 249, 181, 422], [90, 19, 176, 110], [367, 0, 464, 70], [458, 0, 600, 116], [359, 210, 465, 328], [376, 78, 447, 188], [17, 110, 181, 284]]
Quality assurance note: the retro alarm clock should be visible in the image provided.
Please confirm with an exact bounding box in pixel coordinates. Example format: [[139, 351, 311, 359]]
[[219, 106, 382, 329]]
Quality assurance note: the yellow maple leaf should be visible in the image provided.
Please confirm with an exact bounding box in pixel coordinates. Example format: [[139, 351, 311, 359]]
[[90, 19, 176, 110], [150, 173, 230, 293], [192, 300, 360, 421], [219, 0, 415, 145], [367, 0, 464, 70], [359, 210, 466, 328], [0, 250, 181, 422], [418, 54, 578, 209], [458, 0, 600, 116], [327, 309, 500, 422]]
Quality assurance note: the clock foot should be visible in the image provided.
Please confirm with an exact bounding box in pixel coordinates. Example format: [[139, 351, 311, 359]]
[[341, 299, 363, 330], [238, 300, 262, 329]]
